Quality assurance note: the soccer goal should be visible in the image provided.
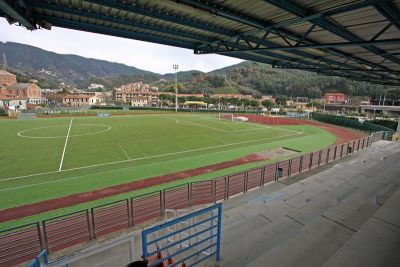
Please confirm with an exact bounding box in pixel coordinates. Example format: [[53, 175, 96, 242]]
[[17, 112, 37, 120], [97, 112, 111, 117], [218, 113, 249, 122], [218, 113, 234, 121]]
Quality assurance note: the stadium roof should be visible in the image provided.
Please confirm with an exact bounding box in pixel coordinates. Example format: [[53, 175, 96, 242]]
[[1, 0, 400, 86]]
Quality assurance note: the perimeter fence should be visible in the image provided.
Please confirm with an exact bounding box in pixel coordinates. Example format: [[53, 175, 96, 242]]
[[0, 131, 390, 267], [312, 113, 395, 135]]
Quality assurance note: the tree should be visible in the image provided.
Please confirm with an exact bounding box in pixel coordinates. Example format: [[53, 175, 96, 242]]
[[276, 95, 288, 106], [168, 83, 184, 92], [306, 101, 321, 109], [249, 99, 260, 108], [261, 99, 274, 108]]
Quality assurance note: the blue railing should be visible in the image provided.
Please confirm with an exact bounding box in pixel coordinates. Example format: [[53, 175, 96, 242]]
[[27, 250, 48, 267], [141, 204, 222, 267]]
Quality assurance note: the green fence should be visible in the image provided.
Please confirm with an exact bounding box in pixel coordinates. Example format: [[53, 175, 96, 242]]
[[312, 113, 394, 135]]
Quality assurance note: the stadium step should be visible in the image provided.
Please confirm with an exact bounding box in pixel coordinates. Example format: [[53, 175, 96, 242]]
[[325, 188, 400, 267], [209, 141, 400, 267]]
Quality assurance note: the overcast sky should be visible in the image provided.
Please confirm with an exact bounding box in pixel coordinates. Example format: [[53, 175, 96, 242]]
[[0, 19, 242, 74]]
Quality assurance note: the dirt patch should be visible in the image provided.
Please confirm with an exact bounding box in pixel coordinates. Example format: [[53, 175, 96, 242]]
[[253, 147, 298, 160]]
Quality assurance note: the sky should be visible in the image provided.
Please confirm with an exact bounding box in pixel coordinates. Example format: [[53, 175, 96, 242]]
[[0, 19, 242, 74]]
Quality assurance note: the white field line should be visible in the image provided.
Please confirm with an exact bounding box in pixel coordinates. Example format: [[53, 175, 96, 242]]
[[0, 131, 309, 192], [18, 124, 111, 139], [58, 118, 73, 171], [192, 114, 301, 135], [0, 155, 187, 192], [0, 131, 303, 183], [118, 143, 131, 160], [172, 118, 270, 133], [173, 119, 228, 132]]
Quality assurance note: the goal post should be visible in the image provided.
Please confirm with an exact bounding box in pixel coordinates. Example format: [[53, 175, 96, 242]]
[[218, 113, 249, 122], [218, 113, 234, 121], [97, 112, 111, 117], [17, 112, 37, 120]]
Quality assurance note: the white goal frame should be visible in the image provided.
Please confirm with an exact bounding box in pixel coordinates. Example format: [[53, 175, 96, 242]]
[[218, 113, 234, 121], [218, 113, 249, 122], [17, 112, 37, 120]]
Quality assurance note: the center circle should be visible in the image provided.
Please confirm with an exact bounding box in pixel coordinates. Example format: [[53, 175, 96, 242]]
[[18, 124, 112, 139]]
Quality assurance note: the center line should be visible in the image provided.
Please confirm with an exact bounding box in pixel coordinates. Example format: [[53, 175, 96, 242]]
[[59, 118, 73, 171]]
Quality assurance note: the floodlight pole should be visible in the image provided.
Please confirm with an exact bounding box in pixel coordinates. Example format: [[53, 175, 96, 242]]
[[173, 64, 179, 112]]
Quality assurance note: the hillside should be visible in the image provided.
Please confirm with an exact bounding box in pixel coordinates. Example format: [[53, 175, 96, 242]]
[[2, 42, 160, 86], [162, 70, 204, 81]]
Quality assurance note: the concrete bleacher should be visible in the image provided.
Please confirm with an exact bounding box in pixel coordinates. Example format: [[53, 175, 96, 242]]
[[210, 140, 400, 267]]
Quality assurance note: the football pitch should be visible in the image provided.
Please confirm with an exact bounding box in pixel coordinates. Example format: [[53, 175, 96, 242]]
[[0, 113, 335, 214]]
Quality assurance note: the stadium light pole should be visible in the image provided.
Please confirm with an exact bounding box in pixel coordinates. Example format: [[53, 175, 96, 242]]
[[173, 64, 179, 112]]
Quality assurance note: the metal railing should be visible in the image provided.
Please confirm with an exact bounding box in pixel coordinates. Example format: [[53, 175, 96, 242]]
[[142, 204, 222, 267], [0, 131, 390, 267]]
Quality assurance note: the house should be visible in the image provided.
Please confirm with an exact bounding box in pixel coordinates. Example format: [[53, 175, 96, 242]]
[[0, 96, 27, 110], [293, 96, 309, 111], [0, 70, 47, 106], [324, 93, 347, 104], [349, 96, 370, 106], [114, 82, 153, 104], [131, 96, 148, 107], [261, 95, 276, 103], [41, 88, 63, 96], [5, 82, 47, 105], [62, 95, 104, 107]]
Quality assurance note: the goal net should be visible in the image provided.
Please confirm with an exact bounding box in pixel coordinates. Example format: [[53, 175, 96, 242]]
[[218, 113, 249, 122], [218, 113, 234, 121], [97, 112, 111, 117], [17, 112, 37, 120]]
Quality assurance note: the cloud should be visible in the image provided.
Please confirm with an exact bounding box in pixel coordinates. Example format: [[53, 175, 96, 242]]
[[0, 19, 243, 74]]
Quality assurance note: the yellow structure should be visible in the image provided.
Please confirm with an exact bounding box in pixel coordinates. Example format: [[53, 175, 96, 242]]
[[184, 101, 207, 107]]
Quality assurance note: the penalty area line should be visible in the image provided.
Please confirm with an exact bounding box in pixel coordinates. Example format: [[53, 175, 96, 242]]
[[59, 118, 73, 171], [118, 143, 131, 160]]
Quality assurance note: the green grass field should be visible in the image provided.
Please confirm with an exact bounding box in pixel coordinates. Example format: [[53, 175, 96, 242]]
[[0, 113, 335, 227]]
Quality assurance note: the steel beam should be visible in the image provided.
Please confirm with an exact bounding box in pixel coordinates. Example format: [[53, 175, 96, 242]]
[[375, 1, 400, 30], [264, 0, 400, 66], [194, 0, 379, 50], [272, 67, 400, 74], [233, 52, 398, 85], [35, 13, 331, 73], [196, 38, 400, 54], [27, 0, 213, 43], [84, 0, 397, 79], [34, 15, 194, 50], [84, 0, 233, 36], [186, 0, 394, 77], [0, 0, 36, 29], [27, 1, 365, 75]]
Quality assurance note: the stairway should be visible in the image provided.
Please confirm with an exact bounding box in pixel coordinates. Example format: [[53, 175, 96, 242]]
[[206, 141, 400, 267]]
